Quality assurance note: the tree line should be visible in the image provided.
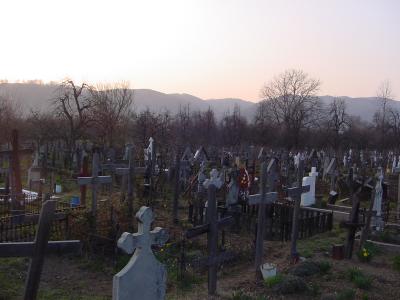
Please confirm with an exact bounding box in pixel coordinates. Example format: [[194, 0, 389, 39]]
[[0, 70, 397, 160]]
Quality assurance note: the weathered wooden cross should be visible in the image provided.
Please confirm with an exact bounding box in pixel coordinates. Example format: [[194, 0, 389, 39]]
[[0, 199, 81, 300], [113, 206, 169, 300], [247, 158, 278, 273], [185, 169, 234, 296], [115, 144, 139, 230], [287, 158, 310, 263], [77, 152, 112, 229], [343, 167, 373, 259]]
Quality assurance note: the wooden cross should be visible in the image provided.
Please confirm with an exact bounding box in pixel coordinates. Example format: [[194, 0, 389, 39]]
[[10, 130, 24, 216], [0, 199, 81, 300], [247, 158, 278, 273], [287, 158, 310, 263], [77, 152, 112, 222], [185, 169, 234, 296], [113, 206, 169, 300], [115, 145, 135, 229], [343, 168, 372, 259]]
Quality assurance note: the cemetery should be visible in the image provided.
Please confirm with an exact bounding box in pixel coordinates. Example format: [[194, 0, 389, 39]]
[[1, 2, 399, 298], [1, 127, 400, 300]]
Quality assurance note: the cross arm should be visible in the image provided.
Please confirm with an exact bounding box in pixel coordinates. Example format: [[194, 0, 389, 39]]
[[247, 192, 277, 206], [0, 240, 81, 258]]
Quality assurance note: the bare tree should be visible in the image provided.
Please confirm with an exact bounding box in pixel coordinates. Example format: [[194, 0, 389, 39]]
[[220, 104, 248, 147], [90, 81, 133, 147], [0, 93, 22, 143], [327, 97, 350, 151], [259, 69, 322, 148], [52, 79, 92, 163], [376, 80, 393, 150]]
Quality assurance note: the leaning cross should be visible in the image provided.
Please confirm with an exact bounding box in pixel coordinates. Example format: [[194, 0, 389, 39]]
[[247, 158, 278, 273], [77, 152, 112, 221], [287, 159, 310, 263], [113, 206, 169, 300]]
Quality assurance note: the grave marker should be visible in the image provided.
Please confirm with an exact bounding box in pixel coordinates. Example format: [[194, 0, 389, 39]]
[[77, 152, 112, 231], [247, 158, 278, 273], [287, 158, 310, 263], [113, 206, 169, 300], [185, 169, 234, 296]]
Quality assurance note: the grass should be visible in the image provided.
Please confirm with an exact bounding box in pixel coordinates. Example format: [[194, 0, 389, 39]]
[[231, 290, 267, 300], [346, 267, 372, 290], [336, 288, 356, 300], [264, 274, 284, 288], [393, 255, 400, 272], [298, 225, 346, 258]]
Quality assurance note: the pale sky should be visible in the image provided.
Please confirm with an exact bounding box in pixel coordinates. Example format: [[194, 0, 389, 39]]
[[1, 0, 399, 101]]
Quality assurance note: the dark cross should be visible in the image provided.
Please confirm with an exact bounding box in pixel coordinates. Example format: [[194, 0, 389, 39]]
[[172, 148, 182, 224], [247, 158, 278, 273], [185, 170, 234, 296], [79, 155, 89, 206], [10, 129, 24, 216], [324, 158, 339, 204], [287, 159, 310, 263], [308, 149, 319, 168], [343, 168, 373, 259], [116, 144, 136, 230], [0, 199, 81, 300], [77, 152, 112, 224]]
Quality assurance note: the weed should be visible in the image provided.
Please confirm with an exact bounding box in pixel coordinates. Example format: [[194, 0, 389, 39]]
[[317, 260, 331, 274], [264, 274, 284, 288], [346, 267, 372, 290]]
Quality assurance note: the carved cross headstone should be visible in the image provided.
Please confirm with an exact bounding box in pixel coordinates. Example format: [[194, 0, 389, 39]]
[[287, 158, 310, 263], [113, 206, 169, 300], [247, 158, 278, 273]]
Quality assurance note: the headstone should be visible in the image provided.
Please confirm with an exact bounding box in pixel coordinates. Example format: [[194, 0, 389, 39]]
[[113, 206, 169, 300], [301, 167, 318, 206]]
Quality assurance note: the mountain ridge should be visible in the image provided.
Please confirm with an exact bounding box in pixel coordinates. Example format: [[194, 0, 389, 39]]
[[0, 82, 398, 122]]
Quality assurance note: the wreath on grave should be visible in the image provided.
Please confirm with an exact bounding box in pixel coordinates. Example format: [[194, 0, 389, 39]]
[[238, 168, 250, 190]]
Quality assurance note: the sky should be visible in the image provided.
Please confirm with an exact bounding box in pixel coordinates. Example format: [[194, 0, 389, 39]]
[[0, 0, 399, 101]]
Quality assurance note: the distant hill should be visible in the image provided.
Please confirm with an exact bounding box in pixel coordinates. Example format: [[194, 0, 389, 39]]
[[1, 82, 398, 122]]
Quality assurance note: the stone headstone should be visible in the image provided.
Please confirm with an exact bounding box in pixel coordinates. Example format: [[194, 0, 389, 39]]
[[113, 206, 169, 300], [301, 167, 318, 206]]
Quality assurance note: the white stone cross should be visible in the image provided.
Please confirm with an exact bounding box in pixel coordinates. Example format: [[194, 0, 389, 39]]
[[113, 206, 169, 300], [203, 169, 223, 189]]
